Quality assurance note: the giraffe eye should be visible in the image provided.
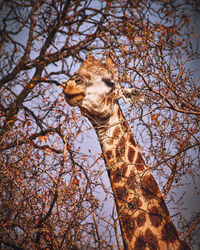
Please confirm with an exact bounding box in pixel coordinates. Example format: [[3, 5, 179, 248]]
[[102, 78, 115, 88], [75, 78, 82, 84]]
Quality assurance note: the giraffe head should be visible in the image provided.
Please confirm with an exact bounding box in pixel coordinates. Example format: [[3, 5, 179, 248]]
[[63, 55, 144, 125]]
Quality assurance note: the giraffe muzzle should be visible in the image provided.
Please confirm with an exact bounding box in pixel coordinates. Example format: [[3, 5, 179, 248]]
[[63, 80, 86, 106]]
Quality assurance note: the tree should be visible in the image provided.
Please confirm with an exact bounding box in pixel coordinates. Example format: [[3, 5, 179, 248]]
[[0, 0, 199, 249]]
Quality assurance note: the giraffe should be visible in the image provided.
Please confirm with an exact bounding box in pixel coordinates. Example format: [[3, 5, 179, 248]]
[[63, 55, 190, 250]]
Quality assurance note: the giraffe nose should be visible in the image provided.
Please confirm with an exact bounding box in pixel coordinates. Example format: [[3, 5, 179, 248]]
[[63, 80, 86, 107], [63, 79, 76, 94]]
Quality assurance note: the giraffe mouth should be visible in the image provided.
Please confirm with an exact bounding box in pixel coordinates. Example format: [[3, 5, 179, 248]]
[[63, 79, 86, 106], [64, 92, 85, 106], [65, 93, 85, 100]]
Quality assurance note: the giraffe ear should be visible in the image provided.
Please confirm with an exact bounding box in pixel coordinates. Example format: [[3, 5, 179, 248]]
[[115, 85, 145, 104], [105, 56, 114, 67], [105, 55, 117, 80], [105, 55, 115, 70]]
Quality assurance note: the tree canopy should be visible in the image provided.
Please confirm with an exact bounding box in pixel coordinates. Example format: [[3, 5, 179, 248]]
[[0, 0, 199, 249]]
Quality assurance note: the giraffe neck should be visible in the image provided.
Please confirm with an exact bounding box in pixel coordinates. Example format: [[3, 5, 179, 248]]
[[92, 104, 188, 250]]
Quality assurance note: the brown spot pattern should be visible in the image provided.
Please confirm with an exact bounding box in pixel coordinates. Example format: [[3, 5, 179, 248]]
[[128, 147, 135, 163], [162, 222, 179, 243], [117, 108, 123, 120], [112, 126, 120, 138], [116, 136, 126, 159], [135, 153, 145, 171], [149, 206, 163, 228], [121, 162, 128, 174], [136, 212, 146, 227], [112, 163, 128, 183], [145, 229, 159, 250], [128, 198, 142, 210], [105, 150, 113, 161], [122, 120, 129, 131], [160, 198, 170, 217], [121, 214, 135, 242], [115, 187, 127, 202], [112, 168, 121, 183], [129, 133, 136, 146], [126, 170, 136, 189], [134, 235, 146, 250], [141, 175, 159, 200]]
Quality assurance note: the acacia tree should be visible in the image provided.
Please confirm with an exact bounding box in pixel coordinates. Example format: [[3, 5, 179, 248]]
[[0, 0, 199, 249]]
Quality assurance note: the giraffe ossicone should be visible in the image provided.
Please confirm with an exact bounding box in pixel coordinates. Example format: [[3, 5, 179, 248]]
[[63, 55, 190, 250]]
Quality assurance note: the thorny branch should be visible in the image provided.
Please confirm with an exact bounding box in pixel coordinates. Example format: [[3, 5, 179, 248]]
[[0, 0, 199, 249]]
